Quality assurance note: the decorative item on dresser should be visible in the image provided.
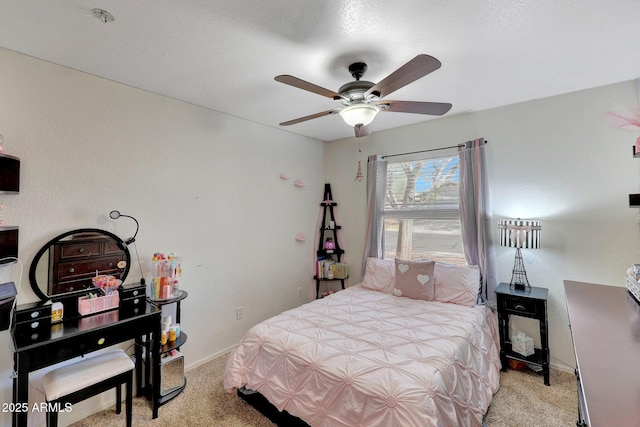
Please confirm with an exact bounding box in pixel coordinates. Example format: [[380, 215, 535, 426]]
[[498, 218, 541, 291], [495, 282, 550, 385]]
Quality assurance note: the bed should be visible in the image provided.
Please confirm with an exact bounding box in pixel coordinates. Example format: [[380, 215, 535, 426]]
[[224, 257, 501, 427]]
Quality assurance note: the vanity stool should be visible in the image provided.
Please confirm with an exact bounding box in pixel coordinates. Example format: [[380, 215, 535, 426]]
[[42, 349, 135, 427]]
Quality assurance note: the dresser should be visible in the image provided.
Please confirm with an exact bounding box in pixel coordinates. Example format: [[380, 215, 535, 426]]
[[48, 233, 127, 295], [564, 280, 640, 426]]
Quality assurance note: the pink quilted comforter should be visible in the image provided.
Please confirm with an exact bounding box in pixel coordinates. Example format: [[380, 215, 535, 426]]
[[224, 285, 501, 427]]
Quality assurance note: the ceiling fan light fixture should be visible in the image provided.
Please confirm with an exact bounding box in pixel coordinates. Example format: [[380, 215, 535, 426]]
[[275, 55, 449, 134], [339, 104, 380, 127]]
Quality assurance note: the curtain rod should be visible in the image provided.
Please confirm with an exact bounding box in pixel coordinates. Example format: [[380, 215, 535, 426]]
[[381, 139, 487, 159]]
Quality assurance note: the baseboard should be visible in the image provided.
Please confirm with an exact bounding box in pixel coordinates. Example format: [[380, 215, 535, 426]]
[[184, 344, 236, 371], [550, 360, 575, 374]]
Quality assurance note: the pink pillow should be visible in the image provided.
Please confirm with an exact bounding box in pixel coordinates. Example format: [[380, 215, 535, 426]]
[[393, 259, 435, 301], [361, 257, 395, 294], [433, 262, 480, 307]]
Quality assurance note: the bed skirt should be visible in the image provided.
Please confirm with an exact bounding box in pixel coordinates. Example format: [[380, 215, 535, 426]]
[[237, 387, 489, 427], [237, 387, 309, 427]]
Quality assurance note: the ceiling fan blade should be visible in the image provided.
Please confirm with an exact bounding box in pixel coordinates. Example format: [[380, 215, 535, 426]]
[[275, 75, 345, 100], [379, 100, 452, 116], [354, 125, 371, 138], [365, 55, 442, 99], [279, 110, 338, 126]]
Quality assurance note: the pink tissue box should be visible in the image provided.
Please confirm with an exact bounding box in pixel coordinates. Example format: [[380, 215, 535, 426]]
[[77, 293, 119, 316]]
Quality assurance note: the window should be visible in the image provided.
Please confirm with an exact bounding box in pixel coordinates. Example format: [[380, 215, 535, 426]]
[[382, 152, 465, 264]]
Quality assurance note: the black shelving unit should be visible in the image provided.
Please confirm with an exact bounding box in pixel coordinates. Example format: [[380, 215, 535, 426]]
[[147, 290, 188, 406], [0, 154, 19, 329], [315, 184, 348, 298]]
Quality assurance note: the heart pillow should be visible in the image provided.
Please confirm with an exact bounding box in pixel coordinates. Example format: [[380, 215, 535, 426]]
[[393, 259, 435, 301]]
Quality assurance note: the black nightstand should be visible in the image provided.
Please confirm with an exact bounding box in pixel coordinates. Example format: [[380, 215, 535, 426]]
[[495, 282, 550, 385]]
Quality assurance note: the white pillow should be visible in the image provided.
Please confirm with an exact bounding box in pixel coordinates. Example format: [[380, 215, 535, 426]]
[[433, 262, 480, 307], [361, 257, 395, 294]]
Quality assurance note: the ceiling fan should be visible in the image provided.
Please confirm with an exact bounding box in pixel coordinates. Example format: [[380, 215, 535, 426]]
[[275, 54, 452, 137]]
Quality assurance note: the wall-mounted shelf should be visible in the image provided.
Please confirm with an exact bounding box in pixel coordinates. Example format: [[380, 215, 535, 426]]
[[0, 154, 20, 194], [0, 154, 20, 263], [0, 226, 18, 264], [631, 146, 640, 207]]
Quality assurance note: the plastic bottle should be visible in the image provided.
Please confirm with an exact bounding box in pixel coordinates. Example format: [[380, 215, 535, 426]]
[[153, 277, 161, 299]]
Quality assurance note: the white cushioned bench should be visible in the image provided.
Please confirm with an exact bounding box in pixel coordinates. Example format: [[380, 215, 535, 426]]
[[42, 349, 134, 427]]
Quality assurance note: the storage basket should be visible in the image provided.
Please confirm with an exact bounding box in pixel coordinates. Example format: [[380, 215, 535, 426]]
[[77, 293, 119, 316]]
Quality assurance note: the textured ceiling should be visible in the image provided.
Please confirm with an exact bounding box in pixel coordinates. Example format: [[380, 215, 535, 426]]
[[1, 0, 640, 142]]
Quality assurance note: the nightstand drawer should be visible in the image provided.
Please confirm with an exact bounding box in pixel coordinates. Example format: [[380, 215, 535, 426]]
[[503, 298, 538, 316]]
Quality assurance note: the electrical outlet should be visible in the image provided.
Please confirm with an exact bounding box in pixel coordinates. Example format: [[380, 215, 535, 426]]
[[298, 287, 302, 298], [236, 306, 243, 320]]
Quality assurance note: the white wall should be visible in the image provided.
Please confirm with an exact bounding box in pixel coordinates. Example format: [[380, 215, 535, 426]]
[[326, 80, 640, 373], [0, 48, 325, 426]]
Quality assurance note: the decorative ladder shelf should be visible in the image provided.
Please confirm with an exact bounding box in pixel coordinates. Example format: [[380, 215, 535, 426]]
[[315, 183, 348, 298]]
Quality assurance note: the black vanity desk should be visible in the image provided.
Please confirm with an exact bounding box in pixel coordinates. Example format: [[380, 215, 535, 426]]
[[11, 303, 161, 427]]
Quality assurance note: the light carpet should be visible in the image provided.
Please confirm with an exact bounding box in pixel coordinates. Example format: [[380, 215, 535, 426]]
[[71, 353, 577, 427]]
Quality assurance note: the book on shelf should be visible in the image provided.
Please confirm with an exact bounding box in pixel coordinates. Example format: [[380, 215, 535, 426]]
[[316, 259, 333, 279], [332, 263, 348, 279], [323, 260, 335, 278], [316, 260, 348, 280]]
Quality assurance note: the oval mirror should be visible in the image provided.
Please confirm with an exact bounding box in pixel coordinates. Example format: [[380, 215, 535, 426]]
[[29, 228, 131, 301]]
